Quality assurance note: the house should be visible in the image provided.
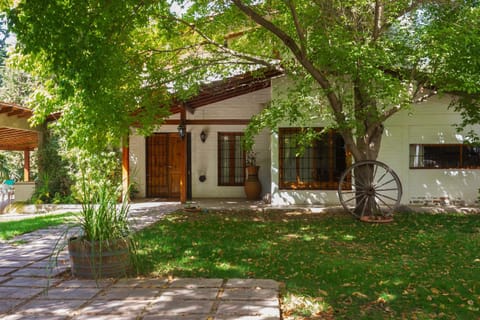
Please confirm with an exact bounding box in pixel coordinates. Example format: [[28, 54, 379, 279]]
[[0, 102, 40, 202], [128, 72, 480, 207], [127, 70, 279, 203]]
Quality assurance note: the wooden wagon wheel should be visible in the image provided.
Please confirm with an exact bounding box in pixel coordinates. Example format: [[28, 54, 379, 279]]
[[338, 160, 402, 220]]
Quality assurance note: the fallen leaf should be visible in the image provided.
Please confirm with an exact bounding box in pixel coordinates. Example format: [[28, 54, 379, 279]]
[[431, 288, 440, 295], [352, 291, 369, 299]]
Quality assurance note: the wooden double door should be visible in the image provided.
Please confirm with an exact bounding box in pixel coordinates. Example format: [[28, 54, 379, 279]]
[[146, 133, 185, 199]]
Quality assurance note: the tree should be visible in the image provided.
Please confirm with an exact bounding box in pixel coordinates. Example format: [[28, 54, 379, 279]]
[[0, 12, 9, 67], [6, 1, 173, 154], [5, 1, 476, 212], [419, 2, 480, 143]]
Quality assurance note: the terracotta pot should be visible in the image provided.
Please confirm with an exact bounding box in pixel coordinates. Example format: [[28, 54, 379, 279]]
[[244, 166, 262, 200], [68, 237, 131, 279], [359, 215, 394, 223]]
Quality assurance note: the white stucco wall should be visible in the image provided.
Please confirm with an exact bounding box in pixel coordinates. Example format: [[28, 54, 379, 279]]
[[13, 182, 35, 202], [269, 88, 480, 206], [381, 95, 480, 205], [129, 88, 272, 199]]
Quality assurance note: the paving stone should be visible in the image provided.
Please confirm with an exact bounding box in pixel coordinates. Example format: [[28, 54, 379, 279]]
[[226, 279, 279, 290], [0, 267, 17, 276], [221, 288, 278, 301], [72, 315, 137, 320], [57, 279, 114, 288], [3, 315, 68, 320], [78, 299, 150, 315], [0, 299, 23, 314], [144, 299, 214, 316], [1, 254, 39, 261], [38, 287, 101, 300], [14, 298, 86, 316], [0, 203, 281, 320], [28, 258, 69, 269], [10, 267, 67, 278], [114, 277, 169, 288], [2, 277, 61, 288], [157, 288, 219, 301], [97, 287, 160, 300], [0, 287, 46, 299], [143, 315, 210, 320], [169, 278, 224, 288], [0, 260, 32, 268], [216, 300, 280, 317]]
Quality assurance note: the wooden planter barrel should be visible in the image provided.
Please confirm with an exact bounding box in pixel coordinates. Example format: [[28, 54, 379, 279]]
[[68, 237, 131, 279]]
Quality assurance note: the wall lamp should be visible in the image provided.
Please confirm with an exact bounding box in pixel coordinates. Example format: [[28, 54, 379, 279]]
[[177, 121, 186, 139], [200, 130, 207, 143]]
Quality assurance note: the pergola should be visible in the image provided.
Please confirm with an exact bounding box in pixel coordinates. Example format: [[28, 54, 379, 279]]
[[0, 102, 41, 181]]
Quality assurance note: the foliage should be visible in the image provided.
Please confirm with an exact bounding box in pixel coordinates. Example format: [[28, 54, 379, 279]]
[[0, 212, 74, 240], [135, 210, 480, 319], [78, 181, 130, 242], [418, 2, 480, 141], [0, 150, 23, 181], [5, 1, 479, 216], [0, 65, 38, 105], [66, 147, 122, 202], [7, 1, 173, 153], [7, 1, 475, 160], [31, 127, 73, 204], [0, 12, 9, 66]]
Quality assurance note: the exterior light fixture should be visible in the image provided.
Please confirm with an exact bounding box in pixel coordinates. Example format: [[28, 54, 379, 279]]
[[200, 130, 207, 143], [177, 121, 186, 139]]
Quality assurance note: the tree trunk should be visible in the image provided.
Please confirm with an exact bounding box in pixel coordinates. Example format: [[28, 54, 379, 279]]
[[350, 125, 384, 216]]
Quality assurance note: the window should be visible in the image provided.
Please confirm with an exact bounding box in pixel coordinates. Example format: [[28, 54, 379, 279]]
[[218, 132, 245, 186], [279, 128, 349, 190], [409, 144, 480, 169]]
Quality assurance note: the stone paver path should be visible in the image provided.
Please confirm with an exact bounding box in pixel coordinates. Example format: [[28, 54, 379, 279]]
[[0, 202, 281, 319]]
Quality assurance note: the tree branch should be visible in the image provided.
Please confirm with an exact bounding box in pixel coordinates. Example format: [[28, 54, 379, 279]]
[[172, 16, 275, 69], [139, 42, 209, 56], [231, 0, 345, 122], [372, 0, 383, 41], [286, 0, 307, 55], [378, 0, 426, 37]]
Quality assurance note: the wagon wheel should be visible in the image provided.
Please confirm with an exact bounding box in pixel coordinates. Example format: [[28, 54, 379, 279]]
[[338, 160, 402, 219]]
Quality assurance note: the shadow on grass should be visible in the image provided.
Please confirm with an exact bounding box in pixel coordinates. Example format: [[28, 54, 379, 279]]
[[134, 210, 480, 319]]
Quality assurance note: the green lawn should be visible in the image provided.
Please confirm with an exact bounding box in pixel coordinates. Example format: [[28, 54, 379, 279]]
[[135, 210, 480, 319], [0, 213, 75, 240]]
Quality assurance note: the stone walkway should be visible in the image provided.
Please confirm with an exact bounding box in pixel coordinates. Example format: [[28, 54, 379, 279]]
[[0, 202, 281, 319]]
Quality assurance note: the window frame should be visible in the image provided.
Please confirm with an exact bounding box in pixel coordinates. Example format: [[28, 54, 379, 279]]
[[409, 143, 480, 169], [278, 127, 350, 190], [217, 132, 245, 186]]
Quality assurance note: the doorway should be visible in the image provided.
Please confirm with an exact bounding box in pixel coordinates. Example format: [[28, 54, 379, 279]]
[[146, 133, 184, 199]]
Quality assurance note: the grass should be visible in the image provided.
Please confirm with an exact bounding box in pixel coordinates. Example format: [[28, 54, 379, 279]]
[[135, 210, 480, 319], [0, 213, 75, 240]]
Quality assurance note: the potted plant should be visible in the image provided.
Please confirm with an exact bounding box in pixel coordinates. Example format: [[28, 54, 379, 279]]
[[244, 150, 262, 200], [184, 201, 201, 212], [62, 181, 135, 279]]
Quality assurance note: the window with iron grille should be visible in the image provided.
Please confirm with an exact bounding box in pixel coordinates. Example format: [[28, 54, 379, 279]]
[[409, 144, 480, 169], [218, 132, 245, 186], [279, 128, 348, 190]]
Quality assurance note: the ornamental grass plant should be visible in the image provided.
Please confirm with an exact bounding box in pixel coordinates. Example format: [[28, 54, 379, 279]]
[[78, 182, 130, 242], [49, 179, 136, 280]]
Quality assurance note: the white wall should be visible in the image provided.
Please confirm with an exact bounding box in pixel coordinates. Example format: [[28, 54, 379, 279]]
[[129, 88, 272, 199], [14, 182, 35, 202], [129, 133, 147, 198], [380, 95, 480, 205], [270, 74, 480, 205]]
